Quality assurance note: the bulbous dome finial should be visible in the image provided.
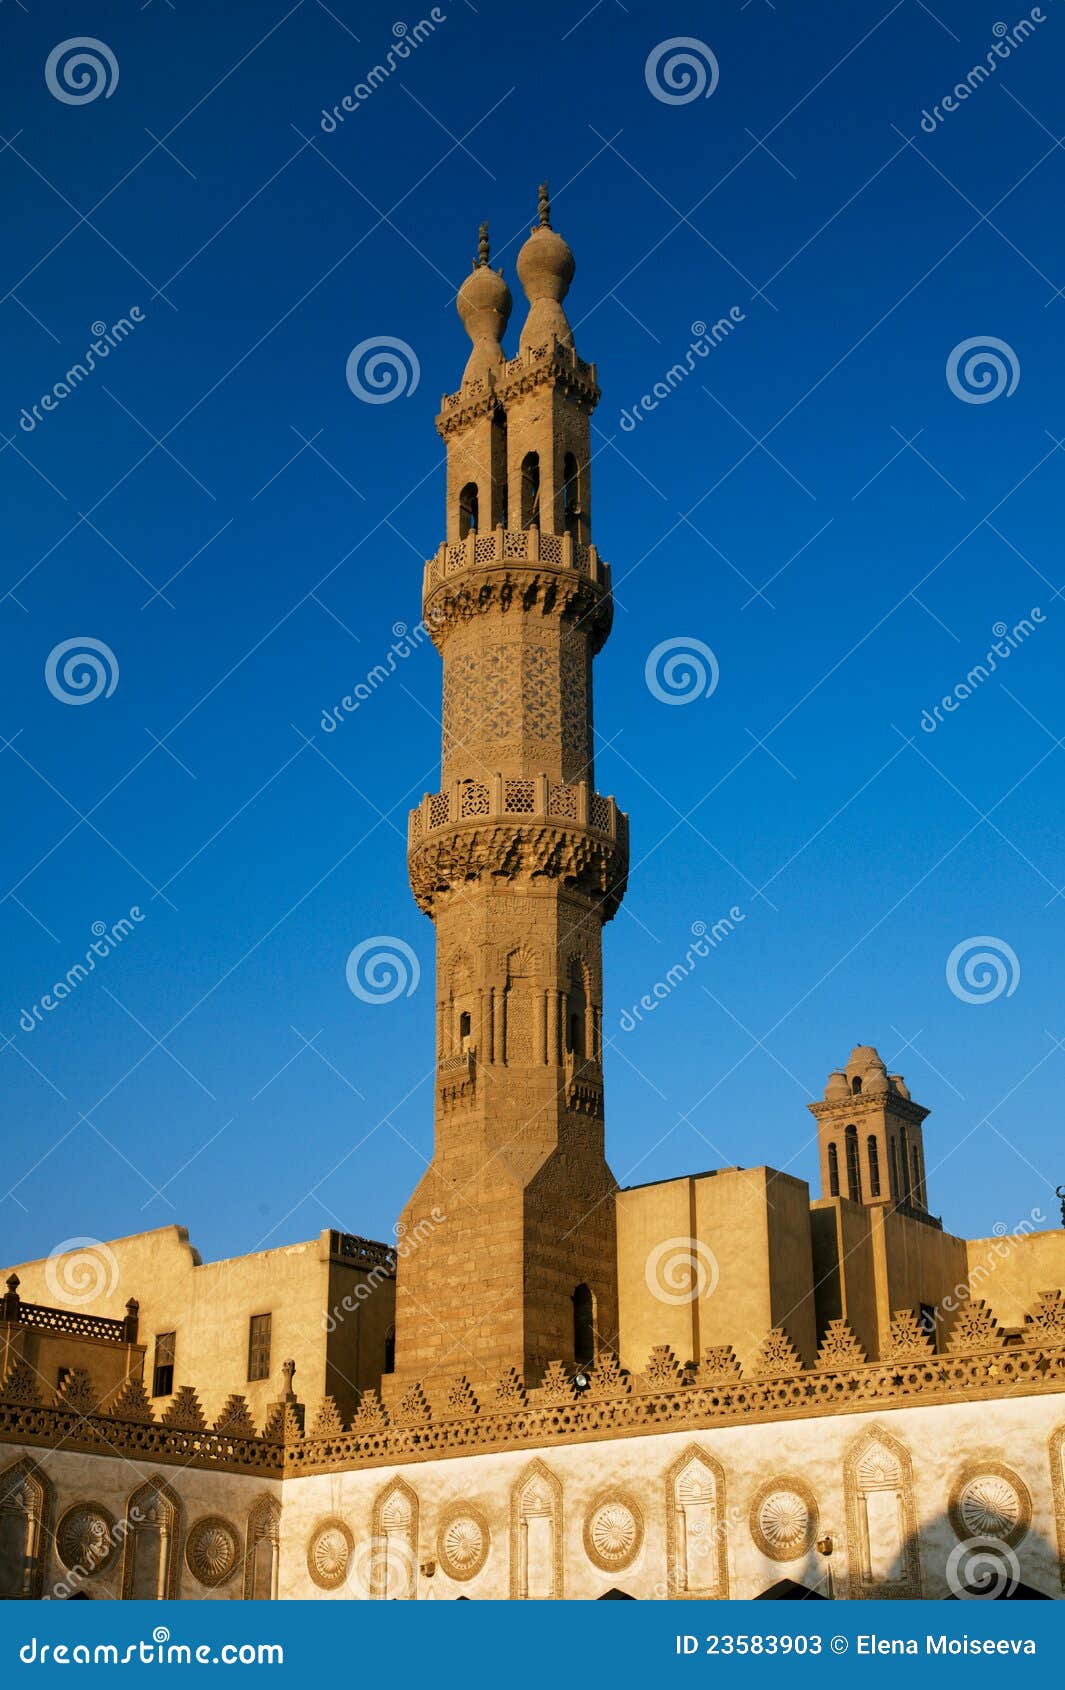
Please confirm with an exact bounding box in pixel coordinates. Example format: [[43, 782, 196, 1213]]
[[517, 180, 575, 352], [456, 220, 511, 385]]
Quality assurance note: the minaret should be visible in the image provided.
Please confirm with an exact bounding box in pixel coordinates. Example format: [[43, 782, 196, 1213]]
[[808, 1046, 934, 1220], [391, 191, 628, 1400]]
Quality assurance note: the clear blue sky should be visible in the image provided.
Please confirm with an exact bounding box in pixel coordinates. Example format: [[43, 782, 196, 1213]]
[[2, 0, 1063, 1271]]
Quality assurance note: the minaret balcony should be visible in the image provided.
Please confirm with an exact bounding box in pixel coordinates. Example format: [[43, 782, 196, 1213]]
[[408, 775, 624, 849], [423, 525, 608, 601]]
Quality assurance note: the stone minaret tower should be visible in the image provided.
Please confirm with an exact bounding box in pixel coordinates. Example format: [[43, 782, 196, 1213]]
[[392, 190, 628, 1401], [808, 1045, 934, 1219]]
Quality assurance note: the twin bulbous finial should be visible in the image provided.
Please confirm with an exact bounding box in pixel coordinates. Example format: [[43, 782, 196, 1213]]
[[456, 183, 576, 382]]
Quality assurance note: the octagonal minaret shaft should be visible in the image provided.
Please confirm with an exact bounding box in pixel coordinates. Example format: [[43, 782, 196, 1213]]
[[390, 194, 628, 1401]]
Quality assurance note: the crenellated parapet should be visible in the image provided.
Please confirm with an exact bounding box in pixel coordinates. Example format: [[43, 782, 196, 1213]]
[[4, 1297, 1065, 1483]]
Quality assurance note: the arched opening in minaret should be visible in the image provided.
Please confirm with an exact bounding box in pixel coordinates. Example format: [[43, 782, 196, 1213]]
[[562, 451, 582, 540], [911, 1145, 922, 1206], [566, 957, 589, 1063], [520, 452, 540, 528], [845, 1125, 862, 1202], [383, 1326, 395, 1375], [827, 1142, 840, 1197], [851, 1074, 862, 1095], [867, 1135, 881, 1197], [458, 1010, 472, 1052], [572, 1283, 596, 1367], [890, 1137, 901, 1201], [458, 481, 479, 538]]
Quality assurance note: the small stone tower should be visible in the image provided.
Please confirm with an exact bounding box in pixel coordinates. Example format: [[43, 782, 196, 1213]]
[[808, 1045, 933, 1218], [391, 191, 628, 1400]]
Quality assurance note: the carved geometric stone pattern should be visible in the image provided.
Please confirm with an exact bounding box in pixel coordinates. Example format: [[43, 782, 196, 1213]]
[[185, 1515, 241, 1588], [55, 1502, 117, 1575], [582, 1490, 643, 1573], [749, 1476, 819, 1562], [948, 1462, 1031, 1548], [436, 1501, 491, 1582], [306, 1517, 353, 1591]]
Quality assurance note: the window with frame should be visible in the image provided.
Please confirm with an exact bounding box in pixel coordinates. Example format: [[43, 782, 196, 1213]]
[[247, 1313, 272, 1383], [152, 1331, 175, 1397]]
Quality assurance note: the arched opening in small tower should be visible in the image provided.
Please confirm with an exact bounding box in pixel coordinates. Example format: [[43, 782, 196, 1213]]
[[562, 451, 583, 540], [867, 1135, 881, 1197], [911, 1145, 922, 1205], [521, 452, 540, 528], [458, 481, 479, 538], [845, 1125, 862, 1202], [827, 1142, 840, 1197], [851, 1074, 862, 1095], [890, 1137, 901, 1201], [572, 1283, 596, 1367], [383, 1326, 395, 1375]]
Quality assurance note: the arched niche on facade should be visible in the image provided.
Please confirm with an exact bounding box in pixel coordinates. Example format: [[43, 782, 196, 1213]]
[[121, 1477, 182, 1600], [243, 1495, 281, 1600], [370, 1477, 418, 1599], [0, 1456, 54, 1600], [665, 1444, 729, 1599], [509, 1458, 563, 1599], [843, 1424, 921, 1599]]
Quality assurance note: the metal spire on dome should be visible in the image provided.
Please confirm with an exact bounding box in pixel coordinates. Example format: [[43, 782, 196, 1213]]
[[476, 221, 490, 268], [537, 181, 551, 229]]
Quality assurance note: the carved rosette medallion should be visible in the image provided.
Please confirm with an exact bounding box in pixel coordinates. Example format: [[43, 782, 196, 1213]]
[[750, 1477, 819, 1562], [185, 1516, 241, 1588], [306, 1517, 354, 1591], [436, 1502, 490, 1582], [55, 1503, 117, 1575], [582, 1491, 643, 1573], [948, 1463, 1031, 1548]]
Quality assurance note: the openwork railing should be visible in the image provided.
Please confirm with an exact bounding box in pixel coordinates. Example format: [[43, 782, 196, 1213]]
[[1, 1277, 137, 1345], [327, 1233, 397, 1276], [423, 526, 607, 595], [408, 777, 624, 847]]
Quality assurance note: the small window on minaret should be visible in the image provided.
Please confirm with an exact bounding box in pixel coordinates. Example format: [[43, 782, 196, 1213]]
[[827, 1143, 840, 1197], [867, 1136, 881, 1197], [851, 1075, 862, 1095], [459, 1010, 472, 1050], [563, 452, 581, 538], [521, 453, 540, 528], [573, 1284, 595, 1367], [458, 482, 478, 538], [384, 1326, 395, 1374], [568, 1011, 583, 1057], [845, 1125, 862, 1202]]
